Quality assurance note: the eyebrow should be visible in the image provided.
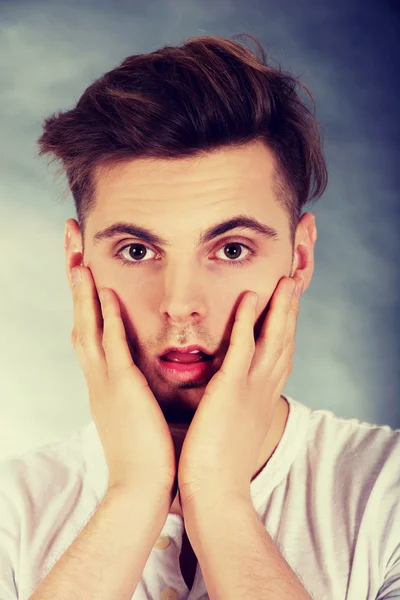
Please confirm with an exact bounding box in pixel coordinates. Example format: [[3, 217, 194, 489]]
[[92, 214, 279, 248]]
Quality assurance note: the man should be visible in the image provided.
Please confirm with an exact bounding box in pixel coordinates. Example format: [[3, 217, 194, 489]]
[[0, 34, 399, 600]]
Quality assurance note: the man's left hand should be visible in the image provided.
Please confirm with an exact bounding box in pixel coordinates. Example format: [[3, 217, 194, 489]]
[[177, 275, 304, 506]]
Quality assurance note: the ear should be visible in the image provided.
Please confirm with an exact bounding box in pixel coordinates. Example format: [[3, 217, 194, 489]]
[[64, 219, 84, 285], [290, 212, 317, 294]]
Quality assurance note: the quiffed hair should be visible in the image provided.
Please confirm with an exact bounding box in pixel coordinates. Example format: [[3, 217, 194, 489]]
[[37, 33, 328, 246]]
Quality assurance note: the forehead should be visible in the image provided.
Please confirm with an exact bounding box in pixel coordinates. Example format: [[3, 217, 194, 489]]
[[88, 142, 289, 242], [93, 141, 279, 207]]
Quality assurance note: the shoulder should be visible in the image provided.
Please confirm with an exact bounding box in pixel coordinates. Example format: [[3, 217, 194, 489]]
[[0, 423, 101, 595], [308, 405, 400, 468], [307, 406, 400, 519], [0, 422, 94, 512]]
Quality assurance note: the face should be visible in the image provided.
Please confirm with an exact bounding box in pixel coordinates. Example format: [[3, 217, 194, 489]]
[[65, 141, 316, 425]]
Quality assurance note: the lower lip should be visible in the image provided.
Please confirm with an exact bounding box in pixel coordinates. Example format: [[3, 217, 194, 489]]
[[156, 356, 214, 382]]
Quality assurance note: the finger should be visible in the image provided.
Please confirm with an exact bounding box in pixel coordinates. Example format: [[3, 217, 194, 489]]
[[219, 291, 258, 382], [98, 287, 136, 378], [284, 279, 302, 348], [253, 277, 296, 369], [70, 267, 108, 383], [275, 359, 293, 398]]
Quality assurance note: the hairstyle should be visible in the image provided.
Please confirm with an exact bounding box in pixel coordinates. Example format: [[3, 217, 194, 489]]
[[37, 33, 328, 250]]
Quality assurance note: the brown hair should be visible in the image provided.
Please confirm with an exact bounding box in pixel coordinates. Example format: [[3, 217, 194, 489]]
[[37, 33, 328, 248]]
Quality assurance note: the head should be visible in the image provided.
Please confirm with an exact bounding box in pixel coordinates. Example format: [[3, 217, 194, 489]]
[[37, 34, 327, 424]]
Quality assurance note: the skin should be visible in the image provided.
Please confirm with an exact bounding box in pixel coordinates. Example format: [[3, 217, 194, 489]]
[[64, 139, 317, 520]]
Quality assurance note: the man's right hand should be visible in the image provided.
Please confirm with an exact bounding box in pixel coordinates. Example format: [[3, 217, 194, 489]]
[[68, 264, 177, 498]]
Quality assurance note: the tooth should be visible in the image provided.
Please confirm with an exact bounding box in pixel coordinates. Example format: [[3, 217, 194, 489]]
[[189, 350, 200, 353]]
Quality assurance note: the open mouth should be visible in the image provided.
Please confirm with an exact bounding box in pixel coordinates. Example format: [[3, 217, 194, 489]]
[[157, 351, 215, 381], [159, 350, 213, 364]]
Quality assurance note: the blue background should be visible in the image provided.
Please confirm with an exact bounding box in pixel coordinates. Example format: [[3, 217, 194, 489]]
[[0, 0, 399, 456]]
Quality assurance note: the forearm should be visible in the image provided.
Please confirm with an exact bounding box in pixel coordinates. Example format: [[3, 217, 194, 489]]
[[184, 494, 313, 600], [29, 484, 170, 600]]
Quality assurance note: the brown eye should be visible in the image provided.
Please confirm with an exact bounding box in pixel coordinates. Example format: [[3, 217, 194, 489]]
[[115, 240, 255, 268], [221, 243, 246, 260], [118, 243, 156, 262], [215, 242, 252, 263]]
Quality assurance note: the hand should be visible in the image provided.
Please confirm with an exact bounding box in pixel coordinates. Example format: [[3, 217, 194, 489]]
[[69, 265, 177, 497], [177, 276, 303, 505]]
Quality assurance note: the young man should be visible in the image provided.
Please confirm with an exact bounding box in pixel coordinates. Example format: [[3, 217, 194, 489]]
[[0, 34, 398, 600]]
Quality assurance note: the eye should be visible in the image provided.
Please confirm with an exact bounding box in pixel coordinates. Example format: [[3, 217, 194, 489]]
[[214, 242, 254, 267], [117, 243, 157, 263], [114, 241, 255, 268]]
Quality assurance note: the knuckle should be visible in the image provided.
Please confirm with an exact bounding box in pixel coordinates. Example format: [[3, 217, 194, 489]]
[[101, 334, 112, 353], [273, 344, 284, 361], [71, 284, 82, 305], [75, 331, 87, 350], [71, 328, 92, 353], [102, 331, 123, 355], [290, 301, 300, 316], [246, 338, 256, 356]]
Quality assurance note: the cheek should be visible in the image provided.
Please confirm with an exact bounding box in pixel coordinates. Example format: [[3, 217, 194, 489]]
[[115, 295, 150, 349]]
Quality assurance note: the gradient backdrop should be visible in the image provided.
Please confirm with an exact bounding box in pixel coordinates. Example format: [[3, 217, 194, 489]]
[[1, 0, 399, 459]]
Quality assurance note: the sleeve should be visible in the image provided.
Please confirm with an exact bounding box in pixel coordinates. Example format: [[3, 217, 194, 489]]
[[376, 545, 400, 599], [0, 462, 21, 599]]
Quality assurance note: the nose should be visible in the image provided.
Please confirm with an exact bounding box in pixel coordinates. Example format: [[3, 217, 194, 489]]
[[158, 264, 207, 324], [159, 296, 204, 324]]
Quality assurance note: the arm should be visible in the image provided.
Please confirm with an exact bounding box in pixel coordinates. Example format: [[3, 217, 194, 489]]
[[29, 484, 170, 600], [183, 493, 313, 600]]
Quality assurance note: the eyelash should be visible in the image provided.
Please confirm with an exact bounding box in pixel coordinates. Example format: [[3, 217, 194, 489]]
[[114, 241, 256, 269]]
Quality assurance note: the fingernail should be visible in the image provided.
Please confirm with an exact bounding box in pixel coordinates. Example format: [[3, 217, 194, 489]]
[[250, 293, 258, 307], [71, 267, 81, 285]]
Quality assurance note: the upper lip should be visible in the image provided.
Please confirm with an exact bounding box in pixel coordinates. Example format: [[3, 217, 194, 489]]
[[159, 345, 214, 357]]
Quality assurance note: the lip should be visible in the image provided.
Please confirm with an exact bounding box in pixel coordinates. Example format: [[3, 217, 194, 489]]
[[156, 355, 215, 382], [159, 344, 214, 357]]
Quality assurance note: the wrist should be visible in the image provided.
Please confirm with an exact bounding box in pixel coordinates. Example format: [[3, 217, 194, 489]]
[[106, 480, 172, 512]]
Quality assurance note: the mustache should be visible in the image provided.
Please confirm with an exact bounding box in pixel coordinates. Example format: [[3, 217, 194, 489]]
[[123, 295, 273, 359]]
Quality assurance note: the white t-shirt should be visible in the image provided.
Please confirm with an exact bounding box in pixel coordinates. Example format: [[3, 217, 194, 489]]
[[0, 395, 399, 600]]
